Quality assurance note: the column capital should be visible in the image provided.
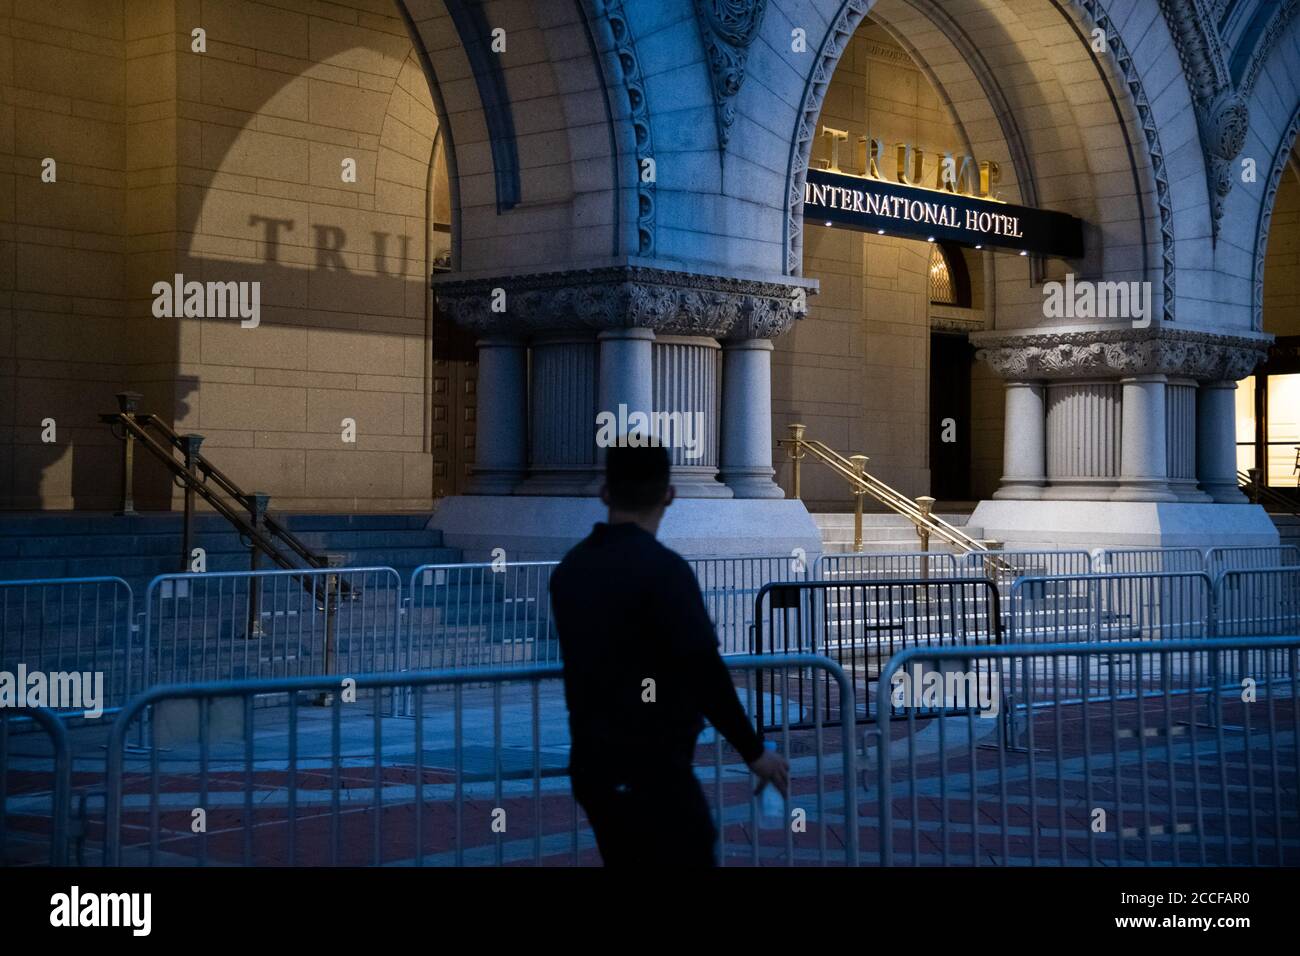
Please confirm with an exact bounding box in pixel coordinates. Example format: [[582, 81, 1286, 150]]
[[433, 264, 817, 340], [720, 337, 774, 352], [972, 328, 1269, 382]]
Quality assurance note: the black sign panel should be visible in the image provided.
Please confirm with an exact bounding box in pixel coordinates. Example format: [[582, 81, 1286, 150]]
[[803, 167, 1084, 259]]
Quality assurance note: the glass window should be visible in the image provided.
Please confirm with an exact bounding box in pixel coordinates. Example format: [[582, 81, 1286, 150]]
[[1235, 374, 1256, 477], [1267, 373, 1300, 487], [928, 244, 955, 304]]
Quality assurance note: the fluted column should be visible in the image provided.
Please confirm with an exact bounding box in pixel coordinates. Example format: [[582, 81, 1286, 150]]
[[597, 328, 655, 460], [719, 339, 783, 498], [518, 333, 597, 495], [1166, 378, 1210, 501], [467, 336, 526, 495], [653, 336, 730, 497], [993, 380, 1046, 499], [1198, 379, 1248, 503], [1113, 374, 1177, 501]]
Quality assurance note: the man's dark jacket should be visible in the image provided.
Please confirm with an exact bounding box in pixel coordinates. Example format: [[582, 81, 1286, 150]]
[[549, 522, 765, 782]]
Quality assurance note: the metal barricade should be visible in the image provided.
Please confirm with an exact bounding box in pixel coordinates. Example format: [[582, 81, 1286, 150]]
[[1212, 567, 1300, 694], [874, 638, 1300, 866], [1214, 566, 1300, 637], [816, 551, 960, 583], [406, 562, 557, 670], [103, 654, 858, 867], [688, 555, 808, 655], [962, 549, 1092, 599], [144, 566, 402, 689], [753, 578, 1001, 729], [1, 707, 71, 866], [0, 577, 136, 716], [1095, 547, 1205, 574], [1009, 571, 1213, 644], [1206, 545, 1300, 580]]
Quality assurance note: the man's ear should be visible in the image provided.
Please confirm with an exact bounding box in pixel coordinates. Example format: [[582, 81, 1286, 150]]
[[664, 485, 676, 508], [599, 485, 611, 507]]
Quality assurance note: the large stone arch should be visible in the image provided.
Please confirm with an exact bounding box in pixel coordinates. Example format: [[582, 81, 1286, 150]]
[[781, 0, 1172, 326], [399, 0, 629, 273], [1230, 11, 1300, 331]]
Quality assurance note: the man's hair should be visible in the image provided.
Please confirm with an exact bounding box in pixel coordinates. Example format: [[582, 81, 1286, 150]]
[[605, 442, 671, 511]]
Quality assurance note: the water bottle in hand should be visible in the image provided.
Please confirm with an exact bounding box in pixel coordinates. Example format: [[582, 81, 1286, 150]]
[[758, 741, 785, 829]]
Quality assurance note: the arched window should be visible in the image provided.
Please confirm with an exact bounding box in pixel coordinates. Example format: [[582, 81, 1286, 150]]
[[929, 243, 956, 304]]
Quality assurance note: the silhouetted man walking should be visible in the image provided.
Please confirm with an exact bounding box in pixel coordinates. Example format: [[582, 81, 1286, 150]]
[[550, 443, 789, 866]]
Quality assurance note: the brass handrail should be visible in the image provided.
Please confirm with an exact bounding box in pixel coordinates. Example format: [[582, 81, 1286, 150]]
[[101, 395, 348, 601], [1238, 469, 1300, 520], [778, 424, 990, 555], [138, 414, 329, 572]]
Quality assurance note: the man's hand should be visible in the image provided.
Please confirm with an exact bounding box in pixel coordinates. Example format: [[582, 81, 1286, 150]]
[[748, 748, 790, 797]]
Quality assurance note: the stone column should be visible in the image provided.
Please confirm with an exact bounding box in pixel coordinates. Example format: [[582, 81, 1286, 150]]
[[653, 336, 730, 497], [1197, 379, 1247, 503], [1113, 374, 1177, 501], [1166, 377, 1210, 501], [597, 327, 655, 457], [719, 339, 783, 499], [467, 338, 527, 494], [519, 333, 598, 495], [993, 380, 1046, 499], [467, 336, 527, 495]]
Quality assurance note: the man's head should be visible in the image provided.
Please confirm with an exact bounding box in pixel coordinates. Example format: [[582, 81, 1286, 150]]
[[601, 442, 674, 532]]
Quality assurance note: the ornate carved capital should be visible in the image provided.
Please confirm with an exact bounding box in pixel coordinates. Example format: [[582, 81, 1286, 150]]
[[693, 0, 767, 152], [433, 266, 815, 340], [973, 328, 1269, 382]]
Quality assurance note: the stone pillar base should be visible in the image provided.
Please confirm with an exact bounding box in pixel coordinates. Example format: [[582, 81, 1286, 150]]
[[968, 499, 1278, 549], [428, 495, 822, 562]]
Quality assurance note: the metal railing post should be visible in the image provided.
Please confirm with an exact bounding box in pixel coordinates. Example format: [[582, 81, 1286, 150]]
[[316, 554, 344, 706], [1248, 467, 1262, 504], [915, 495, 935, 552], [246, 492, 270, 639], [786, 423, 806, 500], [850, 454, 868, 552], [114, 391, 142, 516], [179, 433, 204, 572]]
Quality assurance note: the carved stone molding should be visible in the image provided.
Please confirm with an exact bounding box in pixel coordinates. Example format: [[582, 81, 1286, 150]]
[[693, 0, 767, 151], [784, 0, 872, 276], [1159, 0, 1246, 240], [433, 266, 815, 340], [606, 1, 656, 256], [1071, 0, 1176, 323], [973, 328, 1269, 382], [1240, 0, 1297, 97], [1253, 106, 1300, 331]]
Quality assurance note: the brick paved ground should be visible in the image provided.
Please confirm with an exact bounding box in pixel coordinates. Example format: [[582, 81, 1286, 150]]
[[3, 672, 1297, 866]]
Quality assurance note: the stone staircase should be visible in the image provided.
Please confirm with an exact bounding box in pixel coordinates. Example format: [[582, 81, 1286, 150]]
[[1263, 511, 1300, 548], [0, 512, 460, 593], [812, 510, 984, 554]]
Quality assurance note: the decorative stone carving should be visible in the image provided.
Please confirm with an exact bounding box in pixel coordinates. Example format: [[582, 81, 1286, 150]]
[[433, 266, 814, 340], [693, 0, 767, 151], [1240, 0, 1298, 97], [1072, 0, 1176, 323], [974, 329, 1268, 382], [606, 2, 656, 256], [784, 0, 871, 276], [1158, 0, 1248, 240]]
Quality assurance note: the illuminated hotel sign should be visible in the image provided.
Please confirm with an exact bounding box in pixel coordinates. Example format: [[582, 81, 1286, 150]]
[[803, 138, 1084, 259]]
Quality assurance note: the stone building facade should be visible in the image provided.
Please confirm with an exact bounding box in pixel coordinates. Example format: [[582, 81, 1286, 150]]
[[3, 0, 1299, 556]]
